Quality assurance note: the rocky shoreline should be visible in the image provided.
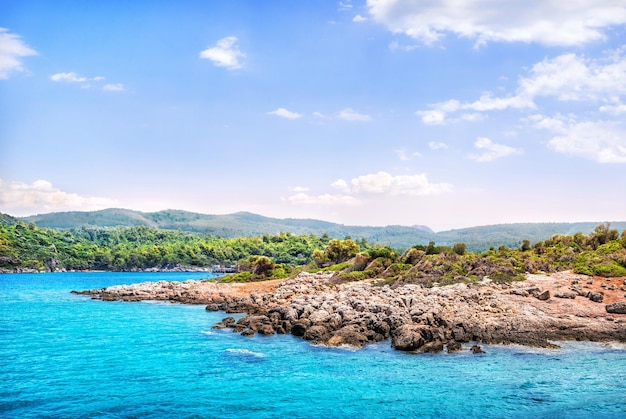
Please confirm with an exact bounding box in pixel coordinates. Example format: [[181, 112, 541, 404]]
[[74, 271, 626, 353]]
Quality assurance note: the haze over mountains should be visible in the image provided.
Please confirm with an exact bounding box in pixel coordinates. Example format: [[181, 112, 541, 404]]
[[17, 208, 626, 252]]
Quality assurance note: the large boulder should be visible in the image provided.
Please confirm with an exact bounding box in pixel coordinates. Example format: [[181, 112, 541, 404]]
[[588, 292, 604, 303], [391, 324, 434, 352], [606, 302, 626, 314]]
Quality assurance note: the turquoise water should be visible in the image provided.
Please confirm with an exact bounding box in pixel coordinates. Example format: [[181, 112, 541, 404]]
[[1, 273, 625, 418]]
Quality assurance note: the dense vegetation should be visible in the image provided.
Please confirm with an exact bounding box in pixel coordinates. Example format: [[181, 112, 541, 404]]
[[314, 224, 626, 286], [19, 208, 626, 251], [0, 213, 352, 275], [2, 212, 625, 283]]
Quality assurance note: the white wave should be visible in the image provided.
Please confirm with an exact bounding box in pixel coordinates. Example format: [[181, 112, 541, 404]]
[[200, 330, 215, 336], [224, 348, 266, 358]]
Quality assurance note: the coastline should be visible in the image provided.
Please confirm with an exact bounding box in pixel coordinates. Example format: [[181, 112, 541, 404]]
[[74, 270, 626, 353]]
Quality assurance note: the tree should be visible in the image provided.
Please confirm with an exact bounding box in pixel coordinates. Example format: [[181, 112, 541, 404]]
[[324, 239, 360, 264], [452, 243, 466, 256]]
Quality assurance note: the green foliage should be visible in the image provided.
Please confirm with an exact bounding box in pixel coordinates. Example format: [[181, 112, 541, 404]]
[[452, 243, 466, 256], [0, 220, 328, 273], [323, 239, 360, 264]]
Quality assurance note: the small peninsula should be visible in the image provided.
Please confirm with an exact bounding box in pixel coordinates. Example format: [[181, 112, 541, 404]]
[[76, 270, 626, 353]]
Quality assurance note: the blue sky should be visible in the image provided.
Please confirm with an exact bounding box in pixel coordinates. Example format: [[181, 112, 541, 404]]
[[1, 0, 626, 231]]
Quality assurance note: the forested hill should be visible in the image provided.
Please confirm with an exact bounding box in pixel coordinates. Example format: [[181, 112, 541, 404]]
[[18, 209, 626, 252]]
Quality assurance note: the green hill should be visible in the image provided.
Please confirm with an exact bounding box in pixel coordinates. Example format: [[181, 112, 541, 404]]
[[19, 209, 626, 251]]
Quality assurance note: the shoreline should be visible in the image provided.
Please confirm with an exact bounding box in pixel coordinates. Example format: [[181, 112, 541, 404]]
[[74, 270, 626, 353]]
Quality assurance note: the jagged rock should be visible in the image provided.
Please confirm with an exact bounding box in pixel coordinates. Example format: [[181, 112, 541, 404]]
[[205, 304, 220, 311], [588, 292, 604, 303], [241, 329, 255, 337], [304, 325, 329, 341], [447, 341, 462, 353], [554, 292, 577, 299], [470, 345, 485, 354], [535, 290, 550, 301], [391, 324, 433, 351], [291, 319, 311, 337], [606, 302, 626, 314]]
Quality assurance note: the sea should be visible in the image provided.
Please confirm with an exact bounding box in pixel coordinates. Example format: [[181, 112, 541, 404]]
[[1, 272, 625, 418]]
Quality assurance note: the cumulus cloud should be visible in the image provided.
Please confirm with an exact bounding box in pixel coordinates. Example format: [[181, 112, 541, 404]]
[[531, 115, 626, 163], [331, 179, 350, 192], [353, 15, 368, 23], [268, 108, 303, 120], [417, 50, 626, 125], [290, 186, 309, 192], [0, 28, 37, 79], [366, 0, 626, 47], [350, 171, 452, 196], [0, 179, 118, 216], [338, 108, 371, 121], [468, 137, 523, 162], [199, 36, 244, 70]]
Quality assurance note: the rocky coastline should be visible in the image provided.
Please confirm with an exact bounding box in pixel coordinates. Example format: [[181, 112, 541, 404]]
[[74, 271, 626, 353]]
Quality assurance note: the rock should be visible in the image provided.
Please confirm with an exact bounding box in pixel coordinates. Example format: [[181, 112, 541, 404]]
[[470, 345, 485, 354], [328, 325, 369, 348], [241, 329, 255, 337], [535, 290, 550, 301], [391, 324, 433, 352], [304, 325, 329, 341], [606, 302, 626, 314], [554, 292, 576, 299], [205, 304, 220, 311], [447, 341, 462, 353], [588, 292, 604, 303], [291, 320, 311, 337], [421, 341, 444, 353]]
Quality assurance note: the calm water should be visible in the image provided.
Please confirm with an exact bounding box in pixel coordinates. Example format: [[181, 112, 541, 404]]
[[1, 272, 625, 418]]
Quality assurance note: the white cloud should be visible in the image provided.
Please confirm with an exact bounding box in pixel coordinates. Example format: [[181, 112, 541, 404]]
[[268, 108, 303, 120], [290, 186, 309, 192], [50, 72, 90, 83], [353, 15, 368, 23], [531, 115, 626, 163], [312, 111, 326, 118], [394, 149, 409, 161], [331, 179, 350, 192], [338, 108, 371, 122], [417, 50, 626, 124], [468, 137, 523, 162], [287, 192, 359, 206], [600, 104, 626, 114], [367, 0, 626, 47], [0, 179, 118, 216], [428, 141, 448, 150], [199, 36, 244, 70], [0, 28, 37, 79], [338, 1, 353, 11], [389, 40, 419, 51], [102, 83, 124, 92], [350, 171, 452, 196], [51, 72, 125, 92]]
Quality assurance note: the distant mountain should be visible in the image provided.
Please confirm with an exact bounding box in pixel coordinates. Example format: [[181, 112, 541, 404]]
[[18, 208, 626, 252]]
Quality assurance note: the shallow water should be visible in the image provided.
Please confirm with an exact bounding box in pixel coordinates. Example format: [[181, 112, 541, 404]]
[[1, 272, 625, 418]]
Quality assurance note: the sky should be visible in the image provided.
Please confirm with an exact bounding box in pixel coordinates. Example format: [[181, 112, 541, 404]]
[[1, 0, 626, 231]]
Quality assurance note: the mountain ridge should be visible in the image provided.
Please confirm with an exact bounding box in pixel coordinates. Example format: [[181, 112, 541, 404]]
[[17, 208, 626, 252]]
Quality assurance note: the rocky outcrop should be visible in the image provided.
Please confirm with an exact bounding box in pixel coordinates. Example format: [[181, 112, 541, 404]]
[[77, 271, 626, 353]]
